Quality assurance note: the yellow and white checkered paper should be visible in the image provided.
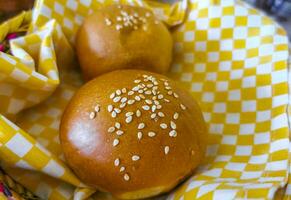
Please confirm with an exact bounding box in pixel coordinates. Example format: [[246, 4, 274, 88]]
[[0, 0, 290, 199]]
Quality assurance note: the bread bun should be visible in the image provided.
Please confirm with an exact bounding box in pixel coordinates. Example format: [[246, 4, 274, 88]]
[[60, 70, 207, 199], [76, 5, 173, 81]]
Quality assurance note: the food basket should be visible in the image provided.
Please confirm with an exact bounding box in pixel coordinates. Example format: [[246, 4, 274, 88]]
[[0, 0, 290, 199]]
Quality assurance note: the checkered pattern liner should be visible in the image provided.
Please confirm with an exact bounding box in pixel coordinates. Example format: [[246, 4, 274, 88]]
[[0, 0, 290, 199]]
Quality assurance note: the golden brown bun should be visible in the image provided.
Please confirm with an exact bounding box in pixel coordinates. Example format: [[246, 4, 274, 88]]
[[76, 5, 173, 81], [60, 70, 207, 199]]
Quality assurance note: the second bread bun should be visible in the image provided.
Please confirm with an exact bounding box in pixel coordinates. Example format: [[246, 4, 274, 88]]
[[76, 5, 173, 81], [60, 70, 207, 199]]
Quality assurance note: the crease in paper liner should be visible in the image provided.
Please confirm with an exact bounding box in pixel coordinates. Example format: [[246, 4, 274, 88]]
[[0, 0, 290, 199], [0, 12, 31, 42]]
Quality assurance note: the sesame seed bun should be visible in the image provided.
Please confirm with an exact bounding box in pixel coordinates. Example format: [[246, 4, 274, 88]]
[[76, 5, 173, 81], [60, 70, 207, 199]]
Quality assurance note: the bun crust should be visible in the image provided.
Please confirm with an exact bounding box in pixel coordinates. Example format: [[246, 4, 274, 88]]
[[60, 70, 207, 199], [76, 5, 173, 81]]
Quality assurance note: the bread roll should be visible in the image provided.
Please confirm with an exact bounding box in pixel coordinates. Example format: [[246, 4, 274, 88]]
[[60, 70, 207, 199], [76, 5, 173, 81]]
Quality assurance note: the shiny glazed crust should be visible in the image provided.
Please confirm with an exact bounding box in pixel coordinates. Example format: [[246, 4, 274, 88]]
[[60, 70, 207, 199], [76, 5, 173, 81]]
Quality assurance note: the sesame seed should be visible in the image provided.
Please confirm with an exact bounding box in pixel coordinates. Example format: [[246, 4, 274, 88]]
[[113, 96, 121, 103], [165, 86, 171, 90], [105, 18, 112, 26], [142, 105, 150, 111], [145, 90, 152, 95], [111, 111, 117, 118], [173, 112, 179, 120], [160, 123, 167, 129], [138, 89, 144, 94], [138, 123, 145, 129], [110, 93, 115, 99], [120, 103, 126, 108], [164, 146, 170, 155], [152, 96, 157, 100], [114, 158, 120, 166], [116, 24, 122, 30], [113, 139, 119, 146], [116, 130, 124, 136], [126, 112, 134, 117], [145, 99, 152, 105], [132, 155, 140, 161], [116, 89, 121, 95], [153, 81, 158, 85], [164, 99, 170, 103], [120, 97, 127, 103], [164, 81, 169, 86], [128, 100, 135, 105], [115, 122, 121, 129], [154, 100, 159, 105], [137, 132, 143, 140], [151, 113, 156, 119], [145, 12, 151, 17], [147, 83, 153, 88], [120, 166, 125, 172], [180, 104, 186, 110], [173, 93, 179, 98], [108, 127, 115, 133], [122, 88, 127, 93], [132, 86, 139, 91], [170, 121, 177, 129], [169, 130, 177, 137], [157, 105, 162, 109], [151, 105, 157, 112], [114, 108, 121, 113], [158, 94, 164, 99], [136, 109, 141, 117], [128, 91, 134, 95], [158, 112, 165, 117], [126, 116, 133, 123], [94, 105, 100, 112], [139, 94, 145, 99], [148, 132, 156, 137], [168, 91, 173, 95], [108, 105, 113, 112], [124, 173, 130, 181], [117, 16, 122, 21], [135, 96, 141, 101], [134, 79, 141, 83], [89, 112, 96, 119], [121, 11, 127, 16]]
